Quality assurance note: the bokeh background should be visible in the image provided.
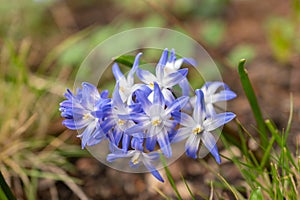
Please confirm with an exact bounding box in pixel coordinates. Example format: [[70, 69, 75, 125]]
[[1, 0, 300, 199]]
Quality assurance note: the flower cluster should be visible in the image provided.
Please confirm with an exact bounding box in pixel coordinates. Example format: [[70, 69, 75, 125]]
[[59, 49, 236, 182]]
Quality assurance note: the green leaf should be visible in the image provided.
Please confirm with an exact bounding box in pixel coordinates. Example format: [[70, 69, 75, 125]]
[[238, 59, 268, 150], [250, 187, 264, 200], [113, 55, 136, 68]]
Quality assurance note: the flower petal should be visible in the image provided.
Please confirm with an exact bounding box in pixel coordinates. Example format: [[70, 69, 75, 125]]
[[128, 52, 143, 85], [136, 68, 157, 84], [210, 90, 237, 103], [153, 82, 164, 106], [112, 83, 124, 108], [175, 58, 197, 69], [157, 129, 172, 158], [165, 96, 189, 116], [146, 136, 157, 151], [106, 150, 135, 162], [80, 122, 97, 149], [112, 63, 124, 81], [204, 112, 236, 131], [201, 131, 221, 164], [172, 111, 195, 127], [142, 155, 164, 182], [156, 48, 168, 82], [164, 68, 188, 88], [179, 78, 191, 96], [185, 134, 201, 159], [171, 127, 192, 143], [193, 89, 206, 123]]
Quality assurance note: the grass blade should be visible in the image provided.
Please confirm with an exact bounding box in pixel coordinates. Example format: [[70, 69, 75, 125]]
[[180, 174, 195, 200], [161, 156, 182, 200], [249, 187, 264, 200], [238, 59, 268, 149], [0, 171, 16, 200]]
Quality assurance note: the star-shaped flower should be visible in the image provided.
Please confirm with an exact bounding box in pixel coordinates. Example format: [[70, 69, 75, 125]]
[[172, 89, 235, 163]]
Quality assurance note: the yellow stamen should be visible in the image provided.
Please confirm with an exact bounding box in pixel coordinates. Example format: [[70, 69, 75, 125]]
[[192, 127, 202, 135], [119, 86, 125, 93], [149, 82, 154, 89], [118, 119, 125, 126], [152, 117, 161, 126], [132, 158, 139, 165], [82, 113, 92, 120]]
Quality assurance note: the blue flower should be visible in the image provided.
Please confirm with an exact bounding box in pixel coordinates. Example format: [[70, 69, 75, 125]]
[[100, 83, 138, 151], [164, 49, 197, 96], [172, 89, 235, 163], [189, 81, 237, 116], [136, 48, 188, 105], [123, 82, 189, 158], [112, 52, 143, 103], [107, 137, 164, 182], [59, 82, 111, 148]]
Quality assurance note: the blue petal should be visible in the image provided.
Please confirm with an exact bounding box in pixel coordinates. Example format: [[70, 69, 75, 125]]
[[112, 83, 125, 108], [62, 119, 88, 130], [112, 63, 124, 81], [202, 81, 230, 95], [146, 136, 157, 151], [113, 129, 123, 146], [136, 68, 157, 84], [164, 68, 188, 88], [210, 90, 237, 103], [171, 127, 192, 143], [201, 131, 221, 164], [125, 122, 150, 135], [172, 112, 195, 127], [179, 78, 190, 96], [101, 118, 115, 133], [153, 82, 164, 106], [156, 49, 168, 82], [168, 49, 176, 63], [127, 52, 143, 85], [204, 112, 236, 131], [161, 88, 175, 106], [100, 90, 109, 98], [106, 150, 135, 162], [165, 96, 189, 116], [143, 157, 164, 182], [157, 130, 172, 158], [80, 122, 96, 149], [185, 134, 201, 159], [176, 58, 197, 68], [193, 89, 206, 123], [120, 113, 149, 122], [121, 133, 131, 151], [81, 82, 99, 101], [135, 89, 152, 112], [131, 137, 144, 151]]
